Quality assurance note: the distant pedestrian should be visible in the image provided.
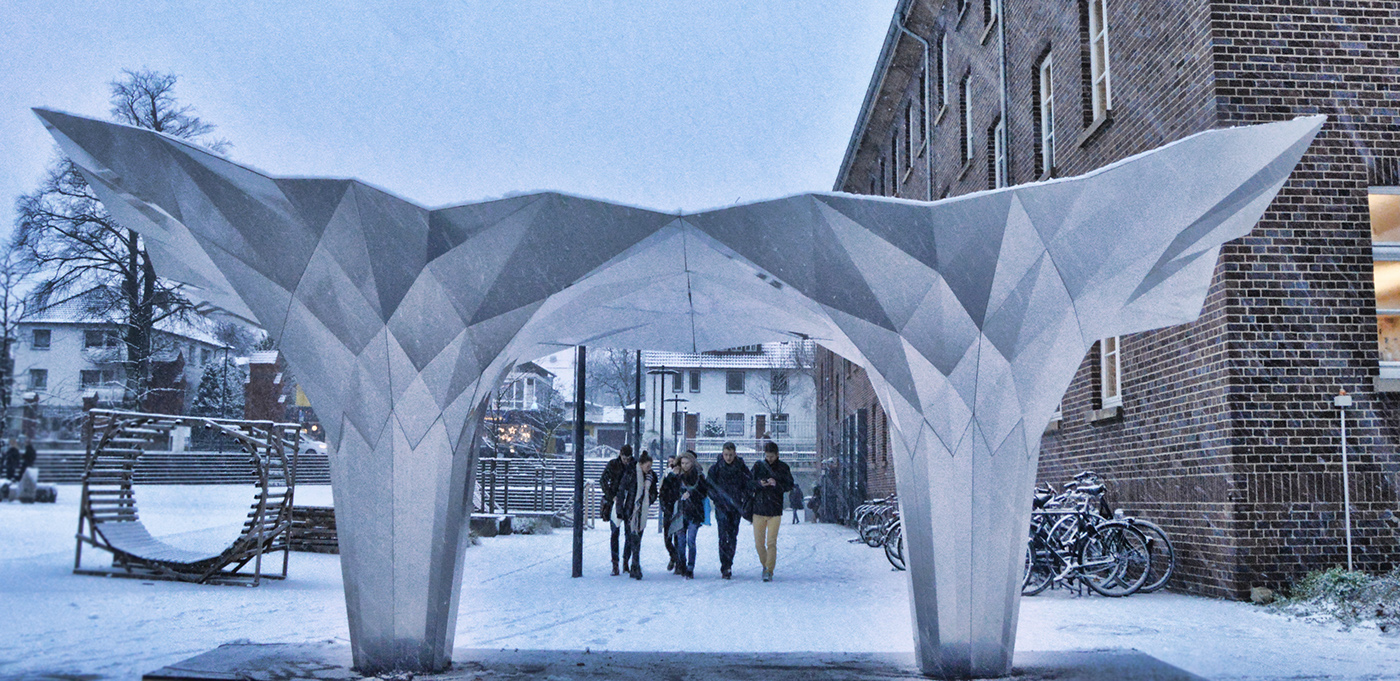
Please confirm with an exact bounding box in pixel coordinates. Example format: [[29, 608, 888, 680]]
[[19, 438, 36, 481], [675, 450, 709, 579], [706, 441, 750, 579], [808, 485, 823, 521], [749, 441, 794, 582], [1, 438, 17, 481], [598, 445, 636, 576], [789, 483, 803, 524], [659, 456, 682, 572], [613, 452, 658, 579]]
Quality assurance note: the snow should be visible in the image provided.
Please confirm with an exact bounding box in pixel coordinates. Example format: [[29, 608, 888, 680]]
[[2, 485, 1399, 679]]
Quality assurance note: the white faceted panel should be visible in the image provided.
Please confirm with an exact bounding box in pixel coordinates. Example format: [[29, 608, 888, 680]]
[[35, 107, 1324, 678]]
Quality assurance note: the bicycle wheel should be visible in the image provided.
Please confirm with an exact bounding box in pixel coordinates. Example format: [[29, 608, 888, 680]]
[[1130, 519, 1176, 593], [884, 523, 906, 571], [1078, 522, 1150, 597], [861, 508, 890, 547], [1021, 540, 1053, 596]]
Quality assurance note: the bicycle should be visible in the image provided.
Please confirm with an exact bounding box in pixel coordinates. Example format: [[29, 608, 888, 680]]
[[1022, 505, 1151, 597]]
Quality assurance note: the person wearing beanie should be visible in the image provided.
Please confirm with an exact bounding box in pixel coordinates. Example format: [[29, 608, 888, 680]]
[[673, 450, 709, 578]]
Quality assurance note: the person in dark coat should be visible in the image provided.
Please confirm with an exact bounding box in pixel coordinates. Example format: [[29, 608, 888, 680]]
[[598, 445, 635, 575], [19, 438, 36, 480], [673, 450, 709, 578], [659, 456, 682, 571], [1, 438, 18, 481], [788, 482, 804, 524], [808, 485, 822, 521], [749, 440, 794, 582], [613, 452, 658, 579], [706, 441, 750, 579]]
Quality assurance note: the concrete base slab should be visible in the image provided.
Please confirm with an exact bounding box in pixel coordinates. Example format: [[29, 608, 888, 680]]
[[144, 643, 1205, 681]]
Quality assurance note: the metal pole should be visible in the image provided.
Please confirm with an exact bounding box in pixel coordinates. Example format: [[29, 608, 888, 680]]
[[572, 345, 586, 578], [634, 350, 642, 452], [1342, 401, 1353, 572]]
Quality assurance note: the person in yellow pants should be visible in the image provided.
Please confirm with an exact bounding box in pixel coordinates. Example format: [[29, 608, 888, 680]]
[[748, 441, 794, 582]]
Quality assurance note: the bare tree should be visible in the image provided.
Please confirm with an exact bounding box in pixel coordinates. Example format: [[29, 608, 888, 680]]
[[746, 341, 816, 429], [0, 247, 35, 437], [586, 347, 640, 408], [13, 69, 221, 409]]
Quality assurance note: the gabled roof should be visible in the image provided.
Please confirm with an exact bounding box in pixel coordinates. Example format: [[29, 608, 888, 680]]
[[20, 297, 226, 347]]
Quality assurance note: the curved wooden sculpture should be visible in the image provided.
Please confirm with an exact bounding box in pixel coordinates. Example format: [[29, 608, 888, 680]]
[[74, 409, 300, 586]]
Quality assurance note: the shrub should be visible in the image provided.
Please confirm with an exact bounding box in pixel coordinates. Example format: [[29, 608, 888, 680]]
[[1272, 567, 1400, 633]]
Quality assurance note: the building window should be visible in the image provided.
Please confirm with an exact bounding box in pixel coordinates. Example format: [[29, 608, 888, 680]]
[[1083, 0, 1113, 124], [878, 156, 888, 196], [31, 329, 50, 350], [960, 74, 972, 164], [907, 96, 921, 164], [726, 370, 745, 394], [771, 413, 790, 437], [1371, 187, 1400, 371], [689, 370, 701, 393], [989, 117, 1007, 188], [201, 348, 213, 363], [29, 369, 47, 391], [80, 368, 120, 390], [84, 329, 119, 348], [984, 0, 1000, 28], [725, 412, 745, 437], [672, 372, 683, 393], [939, 35, 950, 113], [770, 370, 789, 395], [1036, 53, 1056, 176], [891, 130, 903, 189], [1100, 336, 1121, 408]]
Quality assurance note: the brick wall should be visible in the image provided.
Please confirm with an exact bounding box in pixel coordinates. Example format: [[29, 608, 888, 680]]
[[830, 0, 1400, 597]]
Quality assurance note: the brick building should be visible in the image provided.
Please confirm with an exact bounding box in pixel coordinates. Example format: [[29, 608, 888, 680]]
[[820, 0, 1400, 597]]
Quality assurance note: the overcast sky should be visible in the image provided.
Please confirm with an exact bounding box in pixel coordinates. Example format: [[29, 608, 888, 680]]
[[0, 0, 897, 237]]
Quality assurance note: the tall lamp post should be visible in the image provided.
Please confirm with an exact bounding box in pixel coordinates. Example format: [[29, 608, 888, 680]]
[[572, 345, 587, 578], [1334, 389, 1354, 572]]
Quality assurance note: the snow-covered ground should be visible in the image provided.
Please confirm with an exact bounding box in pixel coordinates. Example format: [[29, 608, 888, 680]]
[[1, 485, 1398, 680]]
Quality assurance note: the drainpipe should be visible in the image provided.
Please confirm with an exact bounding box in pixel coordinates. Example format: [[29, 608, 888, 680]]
[[897, 14, 934, 201], [998, 0, 1009, 185]]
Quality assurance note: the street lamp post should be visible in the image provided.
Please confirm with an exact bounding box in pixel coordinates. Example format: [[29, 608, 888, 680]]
[[572, 345, 586, 578], [1334, 389, 1354, 572]]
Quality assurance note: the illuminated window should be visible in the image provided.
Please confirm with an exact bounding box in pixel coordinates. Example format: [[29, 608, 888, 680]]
[[1371, 188, 1400, 376]]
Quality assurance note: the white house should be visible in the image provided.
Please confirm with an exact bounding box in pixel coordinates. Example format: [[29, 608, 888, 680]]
[[642, 341, 815, 460], [11, 300, 227, 431]]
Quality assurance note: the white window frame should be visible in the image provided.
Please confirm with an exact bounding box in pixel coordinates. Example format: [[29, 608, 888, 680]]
[[725, 412, 745, 437], [986, 0, 1001, 28], [906, 99, 920, 164], [1099, 336, 1122, 408], [726, 370, 746, 394], [939, 35, 950, 114], [1371, 186, 1400, 379], [689, 370, 701, 393], [771, 413, 790, 437], [961, 75, 974, 164], [1088, 0, 1113, 122], [1038, 53, 1056, 176], [993, 118, 1008, 188]]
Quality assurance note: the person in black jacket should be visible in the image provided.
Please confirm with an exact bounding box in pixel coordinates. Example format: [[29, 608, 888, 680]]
[[749, 440, 794, 582], [706, 441, 750, 579], [1, 438, 18, 481], [788, 482, 804, 524], [613, 452, 658, 579], [659, 456, 682, 571], [598, 445, 635, 575], [19, 438, 36, 480], [674, 450, 709, 579]]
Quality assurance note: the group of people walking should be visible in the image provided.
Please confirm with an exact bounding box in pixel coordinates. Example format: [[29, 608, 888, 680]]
[[598, 441, 797, 582]]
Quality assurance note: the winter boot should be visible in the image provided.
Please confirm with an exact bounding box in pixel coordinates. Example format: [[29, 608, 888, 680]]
[[721, 569, 732, 580], [762, 569, 773, 582], [612, 560, 620, 576]]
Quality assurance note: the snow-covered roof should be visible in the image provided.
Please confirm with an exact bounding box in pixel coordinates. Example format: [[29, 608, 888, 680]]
[[643, 341, 813, 370], [20, 298, 226, 347]]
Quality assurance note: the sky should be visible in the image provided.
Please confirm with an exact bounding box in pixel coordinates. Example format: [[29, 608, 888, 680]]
[[0, 0, 898, 238]]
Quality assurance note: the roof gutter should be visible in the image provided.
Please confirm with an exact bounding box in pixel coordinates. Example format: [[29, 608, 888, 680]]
[[833, 0, 918, 192]]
